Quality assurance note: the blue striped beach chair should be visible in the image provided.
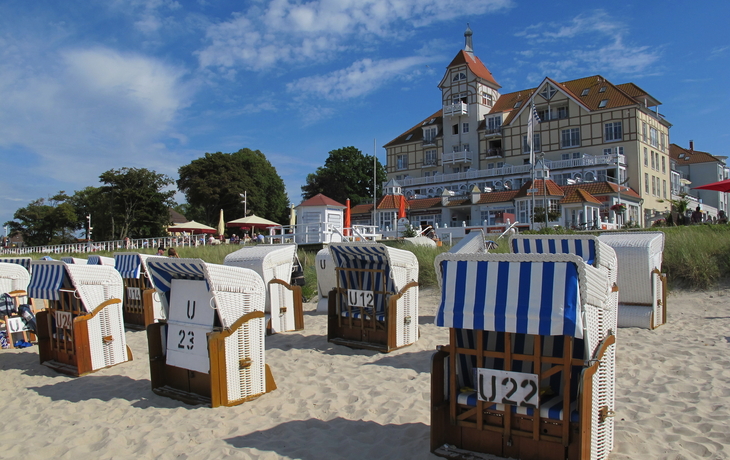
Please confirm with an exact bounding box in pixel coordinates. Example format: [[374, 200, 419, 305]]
[[87, 255, 116, 267], [60, 257, 87, 264], [328, 242, 419, 352], [598, 232, 667, 329], [29, 260, 130, 376], [113, 253, 164, 328], [224, 244, 303, 334], [0, 257, 32, 274], [0, 262, 34, 348], [145, 258, 275, 407], [431, 252, 616, 460]]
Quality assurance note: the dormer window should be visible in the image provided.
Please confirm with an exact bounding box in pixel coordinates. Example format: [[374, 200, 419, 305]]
[[539, 84, 557, 100], [452, 72, 466, 82]]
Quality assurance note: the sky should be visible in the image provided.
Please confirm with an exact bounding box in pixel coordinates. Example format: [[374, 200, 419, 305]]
[[1, 0, 728, 232]]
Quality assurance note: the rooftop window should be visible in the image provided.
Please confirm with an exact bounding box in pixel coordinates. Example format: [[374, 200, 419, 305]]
[[599, 86, 607, 93], [598, 99, 608, 108], [581, 88, 589, 96]]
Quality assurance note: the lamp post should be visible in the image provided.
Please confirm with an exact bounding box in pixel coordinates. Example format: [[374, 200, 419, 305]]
[[86, 214, 93, 246], [240, 191, 247, 217]]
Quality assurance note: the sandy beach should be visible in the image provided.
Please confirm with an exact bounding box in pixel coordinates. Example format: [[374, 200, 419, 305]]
[[1, 287, 729, 460]]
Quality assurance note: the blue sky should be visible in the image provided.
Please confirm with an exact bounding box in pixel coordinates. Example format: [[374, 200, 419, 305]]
[[1, 0, 728, 232]]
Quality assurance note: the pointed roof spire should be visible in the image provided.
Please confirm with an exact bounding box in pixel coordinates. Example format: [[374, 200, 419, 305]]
[[464, 23, 473, 56]]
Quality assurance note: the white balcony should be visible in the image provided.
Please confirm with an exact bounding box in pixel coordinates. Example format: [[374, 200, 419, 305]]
[[394, 153, 625, 188], [443, 102, 468, 117], [443, 150, 473, 164]]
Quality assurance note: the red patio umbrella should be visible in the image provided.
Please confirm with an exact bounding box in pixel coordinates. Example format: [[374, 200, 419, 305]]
[[398, 195, 407, 219], [693, 179, 730, 192], [344, 199, 351, 236]]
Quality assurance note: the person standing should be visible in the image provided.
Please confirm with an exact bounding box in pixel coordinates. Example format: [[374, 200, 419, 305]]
[[168, 248, 180, 258]]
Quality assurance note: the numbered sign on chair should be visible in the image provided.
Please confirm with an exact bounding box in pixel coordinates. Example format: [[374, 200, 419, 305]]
[[5, 316, 31, 333], [165, 279, 215, 374], [474, 368, 539, 409]]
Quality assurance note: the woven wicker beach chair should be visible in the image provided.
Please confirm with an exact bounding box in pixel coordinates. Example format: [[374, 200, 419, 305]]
[[431, 252, 616, 460], [449, 229, 489, 255], [113, 253, 164, 328], [315, 247, 337, 313], [0, 262, 35, 348], [327, 242, 419, 352], [403, 236, 438, 247], [87, 255, 116, 267], [29, 260, 130, 376], [598, 232, 667, 329], [0, 257, 32, 274], [145, 258, 276, 407], [223, 244, 303, 334]]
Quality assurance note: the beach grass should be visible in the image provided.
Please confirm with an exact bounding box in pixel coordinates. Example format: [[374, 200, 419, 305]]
[[23, 224, 730, 292]]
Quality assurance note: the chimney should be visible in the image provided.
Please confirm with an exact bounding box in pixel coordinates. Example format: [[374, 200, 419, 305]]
[[689, 140, 694, 152]]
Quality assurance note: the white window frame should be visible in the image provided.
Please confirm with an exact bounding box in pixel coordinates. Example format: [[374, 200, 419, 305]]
[[396, 154, 408, 170], [462, 122, 469, 133], [523, 133, 541, 153], [605, 121, 622, 142], [561, 128, 580, 148]]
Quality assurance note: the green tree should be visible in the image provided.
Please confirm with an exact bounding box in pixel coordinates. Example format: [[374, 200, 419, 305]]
[[4, 192, 79, 245], [97, 168, 176, 239], [177, 148, 290, 226], [301, 146, 386, 206], [69, 186, 115, 241]]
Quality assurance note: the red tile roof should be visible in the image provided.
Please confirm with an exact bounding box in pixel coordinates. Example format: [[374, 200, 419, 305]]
[[514, 179, 565, 198], [377, 195, 410, 210], [562, 182, 641, 200], [447, 50, 500, 88], [384, 110, 442, 147], [408, 197, 442, 209], [475, 190, 518, 204], [350, 203, 373, 215], [560, 188, 602, 205], [669, 143, 724, 165], [298, 193, 345, 207]]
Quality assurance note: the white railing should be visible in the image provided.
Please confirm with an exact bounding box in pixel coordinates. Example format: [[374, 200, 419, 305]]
[[443, 102, 468, 117], [443, 151, 473, 164], [0, 235, 212, 255], [394, 153, 625, 187], [267, 223, 379, 245]]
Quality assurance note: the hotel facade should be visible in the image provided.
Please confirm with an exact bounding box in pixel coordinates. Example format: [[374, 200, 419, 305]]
[[383, 27, 672, 229]]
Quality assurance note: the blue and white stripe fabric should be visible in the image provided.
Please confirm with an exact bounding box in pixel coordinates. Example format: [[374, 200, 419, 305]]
[[435, 254, 584, 339], [511, 236, 596, 266], [88, 255, 115, 267], [0, 258, 32, 274], [28, 262, 69, 301], [114, 254, 142, 279], [146, 258, 208, 305], [329, 243, 395, 315]]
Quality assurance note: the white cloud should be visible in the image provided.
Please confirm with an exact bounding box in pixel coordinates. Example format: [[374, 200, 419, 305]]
[[0, 44, 193, 191], [515, 9, 661, 78], [197, 0, 513, 71], [286, 56, 431, 100]]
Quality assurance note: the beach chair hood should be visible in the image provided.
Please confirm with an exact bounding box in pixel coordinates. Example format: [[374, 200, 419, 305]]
[[29, 261, 123, 312], [0, 262, 31, 295], [146, 258, 265, 329], [434, 252, 611, 343]]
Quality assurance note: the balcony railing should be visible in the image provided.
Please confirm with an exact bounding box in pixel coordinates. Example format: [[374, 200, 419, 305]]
[[443, 151, 473, 164], [422, 138, 437, 146], [422, 158, 439, 167], [485, 148, 503, 157], [393, 153, 625, 187], [484, 127, 502, 136], [443, 102, 468, 117]]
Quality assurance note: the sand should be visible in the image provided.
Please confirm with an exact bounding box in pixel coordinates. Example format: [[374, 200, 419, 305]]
[[1, 287, 729, 460]]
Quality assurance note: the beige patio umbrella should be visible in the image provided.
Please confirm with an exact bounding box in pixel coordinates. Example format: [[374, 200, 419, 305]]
[[217, 209, 225, 238], [289, 204, 296, 227]]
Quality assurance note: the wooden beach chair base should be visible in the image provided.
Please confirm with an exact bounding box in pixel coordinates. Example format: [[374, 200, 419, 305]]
[[327, 289, 416, 353], [147, 314, 276, 408], [36, 299, 133, 377]]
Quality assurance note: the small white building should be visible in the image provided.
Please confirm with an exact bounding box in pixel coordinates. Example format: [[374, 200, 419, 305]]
[[294, 194, 346, 244]]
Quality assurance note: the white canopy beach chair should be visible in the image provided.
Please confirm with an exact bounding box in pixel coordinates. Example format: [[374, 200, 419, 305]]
[[598, 232, 667, 329], [327, 242, 419, 352], [29, 260, 130, 376], [60, 257, 87, 264], [88, 255, 116, 267], [145, 258, 276, 407], [113, 253, 164, 328], [0, 257, 32, 274], [223, 244, 303, 334], [315, 247, 337, 313], [449, 229, 489, 255], [431, 252, 616, 460], [0, 262, 34, 348]]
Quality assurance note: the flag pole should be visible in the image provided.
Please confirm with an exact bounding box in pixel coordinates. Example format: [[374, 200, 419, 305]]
[[373, 138, 377, 232]]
